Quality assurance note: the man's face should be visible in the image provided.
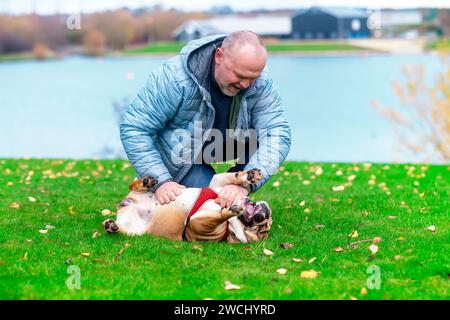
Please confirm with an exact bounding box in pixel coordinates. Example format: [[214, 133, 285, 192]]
[[214, 46, 266, 97]]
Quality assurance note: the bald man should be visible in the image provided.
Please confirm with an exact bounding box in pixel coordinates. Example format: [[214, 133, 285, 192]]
[[120, 31, 291, 208]]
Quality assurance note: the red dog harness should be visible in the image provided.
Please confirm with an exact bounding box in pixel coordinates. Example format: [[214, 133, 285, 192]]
[[182, 188, 229, 241]]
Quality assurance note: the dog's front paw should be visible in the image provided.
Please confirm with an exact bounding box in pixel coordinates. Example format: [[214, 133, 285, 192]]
[[128, 176, 158, 192], [103, 219, 119, 234], [228, 204, 246, 217], [246, 168, 262, 184]]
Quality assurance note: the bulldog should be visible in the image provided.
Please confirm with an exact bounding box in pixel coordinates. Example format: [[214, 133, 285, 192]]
[[103, 168, 272, 243]]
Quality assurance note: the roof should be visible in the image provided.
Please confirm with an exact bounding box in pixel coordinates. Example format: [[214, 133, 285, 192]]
[[173, 15, 292, 38], [294, 6, 368, 19]]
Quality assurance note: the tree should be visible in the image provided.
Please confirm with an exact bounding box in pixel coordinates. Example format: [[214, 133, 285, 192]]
[[372, 46, 450, 163]]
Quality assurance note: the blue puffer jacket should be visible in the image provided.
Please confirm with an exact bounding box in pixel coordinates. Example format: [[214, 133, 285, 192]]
[[120, 34, 291, 192]]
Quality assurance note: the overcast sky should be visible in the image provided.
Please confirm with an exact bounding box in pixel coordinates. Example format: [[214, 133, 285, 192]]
[[1, 0, 450, 15]]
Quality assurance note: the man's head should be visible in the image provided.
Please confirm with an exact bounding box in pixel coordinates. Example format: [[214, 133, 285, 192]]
[[214, 30, 267, 96]]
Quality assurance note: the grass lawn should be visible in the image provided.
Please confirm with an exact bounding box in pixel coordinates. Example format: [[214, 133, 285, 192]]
[[124, 41, 368, 55], [0, 159, 448, 299]]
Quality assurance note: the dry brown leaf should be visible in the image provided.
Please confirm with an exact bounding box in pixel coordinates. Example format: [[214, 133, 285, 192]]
[[300, 269, 319, 279], [299, 200, 306, 207], [23, 252, 28, 261], [334, 246, 344, 252], [28, 196, 36, 202], [427, 225, 436, 232], [292, 258, 302, 263], [304, 208, 311, 214], [39, 229, 48, 234], [10, 202, 20, 209], [101, 209, 111, 216], [279, 243, 293, 249], [394, 255, 401, 260], [276, 268, 287, 275], [388, 216, 398, 219], [272, 181, 280, 187], [92, 232, 100, 239], [69, 205, 75, 215], [80, 252, 91, 257], [263, 248, 274, 256], [332, 185, 345, 192], [192, 244, 203, 251], [308, 257, 317, 264], [303, 180, 311, 185], [347, 175, 356, 181], [372, 237, 382, 244], [361, 287, 368, 295], [224, 281, 241, 290]]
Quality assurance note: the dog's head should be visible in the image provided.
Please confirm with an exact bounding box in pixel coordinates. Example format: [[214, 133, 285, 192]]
[[228, 198, 272, 243]]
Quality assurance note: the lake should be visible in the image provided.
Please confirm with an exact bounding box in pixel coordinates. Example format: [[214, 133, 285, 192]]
[[0, 54, 442, 163]]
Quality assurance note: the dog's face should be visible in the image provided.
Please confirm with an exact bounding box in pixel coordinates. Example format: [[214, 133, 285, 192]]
[[228, 197, 272, 243]]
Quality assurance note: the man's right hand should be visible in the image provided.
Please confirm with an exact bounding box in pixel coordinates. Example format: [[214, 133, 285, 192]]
[[155, 181, 186, 205]]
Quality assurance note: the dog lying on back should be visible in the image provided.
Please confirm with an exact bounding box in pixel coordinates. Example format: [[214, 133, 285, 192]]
[[103, 169, 272, 243]]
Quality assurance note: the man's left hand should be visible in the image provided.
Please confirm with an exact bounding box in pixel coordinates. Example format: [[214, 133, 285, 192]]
[[215, 184, 249, 208]]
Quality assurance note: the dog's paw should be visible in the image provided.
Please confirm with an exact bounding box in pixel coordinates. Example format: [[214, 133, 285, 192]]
[[103, 219, 119, 234], [128, 176, 158, 192], [228, 204, 246, 217], [246, 168, 262, 184]]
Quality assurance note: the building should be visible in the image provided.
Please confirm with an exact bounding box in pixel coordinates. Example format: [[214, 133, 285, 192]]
[[291, 7, 370, 39], [173, 15, 292, 41]]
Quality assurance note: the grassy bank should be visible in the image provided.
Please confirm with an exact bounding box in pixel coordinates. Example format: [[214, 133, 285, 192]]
[[124, 41, 369, 56], [0, 159, 448, 299]]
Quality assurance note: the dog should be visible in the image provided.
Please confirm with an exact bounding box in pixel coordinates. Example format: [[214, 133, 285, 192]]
[[103, 168, 272, 243]]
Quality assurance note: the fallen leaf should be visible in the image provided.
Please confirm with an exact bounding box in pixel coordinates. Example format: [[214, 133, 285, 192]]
[[7, 182, 14, 186], [368, 180, 376, 185], [101, 209, 111, 216], [347, 175, 356, 181], [350, 296, 358, 300], [272, 181, 280, 187], [118, 248, 124, 256], [279, 243, 293, 249], [80, 252, 91, 257], [299, 200, 306, 207], [303, 180, 310, 185], [263, 248, 274, 256], [361, 287, 368, 295], [28, 196, 36, 202], [397, 237, 406, 241], [45, 225, 55, 230], [124, 242, 131, 248], [308, 257, 317, 264], [427, 225, 436, 232], [292, 258, 302, 263], [192, 244, 203, 251], [300, 269, 319, 279], [304, 208, 311, 213], [388, 216, 398, 219], [394, 255, 401, 260], [224, 281, 241, 290], [39, 229, 48, 234], [369, 244, 378, 255], [277, 268, 287, 275], [314, 224, 325, 230], [332, 185, 345, 192], [372, 237, 382, 244], [92, 232, 100, 239], [362, 210, 369, 217], [349, 230, 359, 238], [23, 252, 28, 261], [315, 167, 323, 176], [334, 246, 344, 252], [10, 202, 20, 209], [336, 170, 343, 176], [68, 205, 75, 215]]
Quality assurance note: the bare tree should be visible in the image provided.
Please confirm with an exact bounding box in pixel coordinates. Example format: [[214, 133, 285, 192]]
[[372, 47, 450, 163]]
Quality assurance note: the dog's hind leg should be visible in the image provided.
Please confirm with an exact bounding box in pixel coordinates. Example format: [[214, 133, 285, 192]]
[[128, 176, 158, 192]]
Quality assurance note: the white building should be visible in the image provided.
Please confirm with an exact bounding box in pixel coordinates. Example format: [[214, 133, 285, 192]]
[[173, 15, 292, 41]]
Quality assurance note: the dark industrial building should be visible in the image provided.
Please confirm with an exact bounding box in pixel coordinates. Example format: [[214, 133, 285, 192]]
[[291, 7, 370, 39]]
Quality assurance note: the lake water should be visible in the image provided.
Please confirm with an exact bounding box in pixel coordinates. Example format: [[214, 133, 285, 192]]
[[0, 54, 442, 163]]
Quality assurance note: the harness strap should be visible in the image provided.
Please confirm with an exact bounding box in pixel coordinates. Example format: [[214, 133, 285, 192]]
[[182, 188, 218, 241]]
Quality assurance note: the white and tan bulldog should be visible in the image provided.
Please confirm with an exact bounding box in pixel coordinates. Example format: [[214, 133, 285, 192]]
[[103, 169, 272, 243]]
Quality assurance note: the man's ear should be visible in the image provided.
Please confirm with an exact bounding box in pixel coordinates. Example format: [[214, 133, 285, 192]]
[[215, 47, 223, 64]]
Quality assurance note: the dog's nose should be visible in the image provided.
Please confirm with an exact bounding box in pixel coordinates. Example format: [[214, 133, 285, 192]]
[[253, 212, 265, 223]]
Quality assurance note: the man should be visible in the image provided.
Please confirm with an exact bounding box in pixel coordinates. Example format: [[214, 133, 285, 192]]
[[120, 30, 291, 208]]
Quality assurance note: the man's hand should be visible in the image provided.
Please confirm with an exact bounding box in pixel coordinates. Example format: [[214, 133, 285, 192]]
[[215, 185, 249, 208], [155, 181, 186, 205]]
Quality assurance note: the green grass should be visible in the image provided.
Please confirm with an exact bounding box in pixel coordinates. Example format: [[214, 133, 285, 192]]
[[425, 38, 450, 51], [0, 159, 448, 300], [125, 41, 368, 55], [0, 53, 35, 62]]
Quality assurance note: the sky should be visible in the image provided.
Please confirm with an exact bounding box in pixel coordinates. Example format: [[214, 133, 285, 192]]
[[1, 0, 450, 15]]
